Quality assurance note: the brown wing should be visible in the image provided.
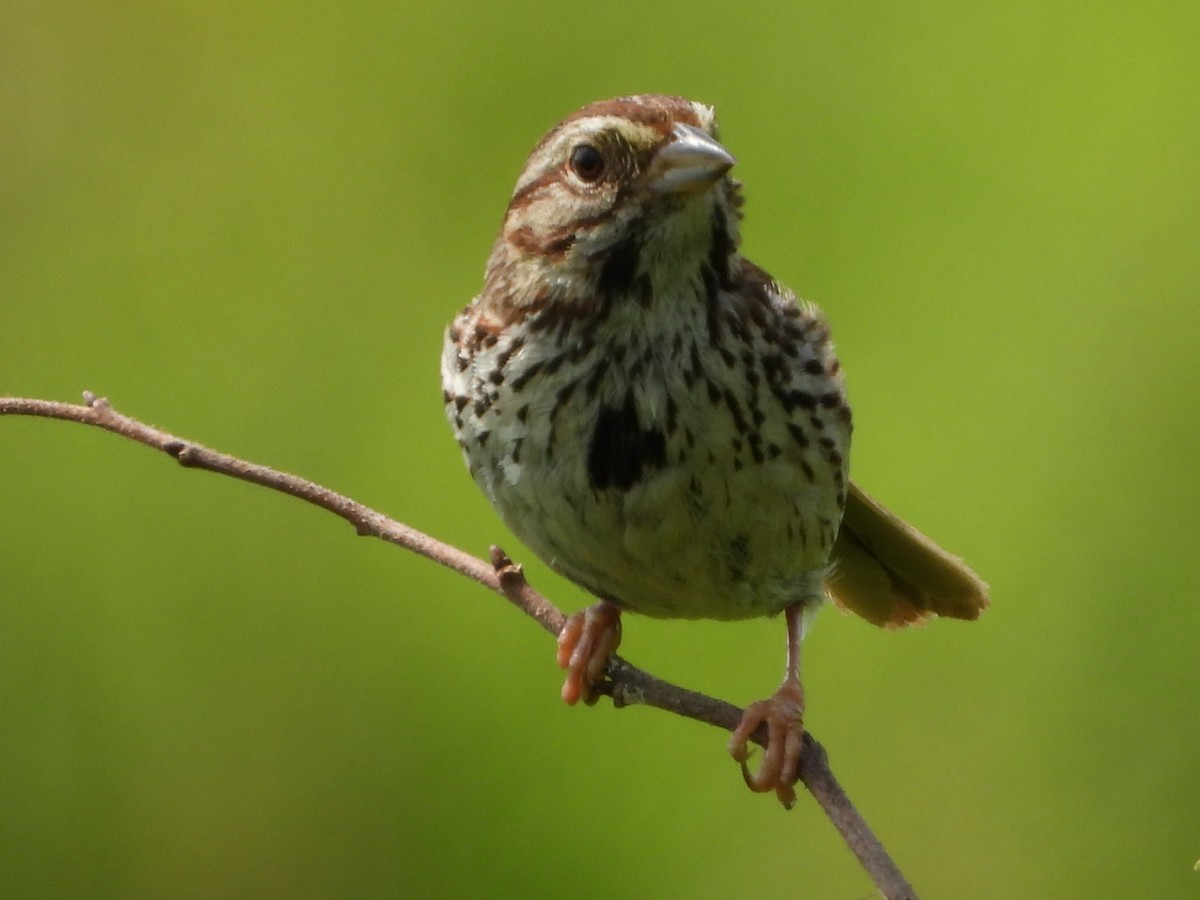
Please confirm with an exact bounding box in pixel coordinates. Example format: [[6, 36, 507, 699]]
[[826, 481, 990, 627]]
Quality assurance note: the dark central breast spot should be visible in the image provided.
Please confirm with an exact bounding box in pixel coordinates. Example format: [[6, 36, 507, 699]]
[[588, 390, 667, 491]]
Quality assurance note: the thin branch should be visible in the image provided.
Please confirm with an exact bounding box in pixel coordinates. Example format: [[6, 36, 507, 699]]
[[2, 393, 916, 900]]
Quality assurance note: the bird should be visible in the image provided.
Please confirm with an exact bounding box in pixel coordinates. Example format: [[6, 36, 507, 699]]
[[441, 94, 988, 808]]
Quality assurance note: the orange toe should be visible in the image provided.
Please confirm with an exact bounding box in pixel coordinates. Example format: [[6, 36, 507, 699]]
[[556, 601, 621, 705], [727, 678, 805, 809]]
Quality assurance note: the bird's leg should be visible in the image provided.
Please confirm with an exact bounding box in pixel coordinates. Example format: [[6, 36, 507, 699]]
[[728, 602, 806, 809], [556, 600, 622, 705]]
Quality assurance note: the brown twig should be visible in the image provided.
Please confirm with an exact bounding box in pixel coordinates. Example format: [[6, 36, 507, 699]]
[[1, 393, 916, 900]]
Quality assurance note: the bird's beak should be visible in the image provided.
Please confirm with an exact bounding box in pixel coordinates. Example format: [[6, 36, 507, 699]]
[[647, 123, 736, 194]]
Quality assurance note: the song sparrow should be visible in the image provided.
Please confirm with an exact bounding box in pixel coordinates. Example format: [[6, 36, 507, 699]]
[[442, 95, 988, 808]]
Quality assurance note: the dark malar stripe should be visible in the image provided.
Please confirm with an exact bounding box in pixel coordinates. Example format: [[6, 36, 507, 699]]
[[597, 231, 642, 299], [708, 206, 735, 289]]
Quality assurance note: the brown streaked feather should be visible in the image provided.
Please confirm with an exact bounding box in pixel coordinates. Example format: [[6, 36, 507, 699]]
[[825, 481, 990, 627]]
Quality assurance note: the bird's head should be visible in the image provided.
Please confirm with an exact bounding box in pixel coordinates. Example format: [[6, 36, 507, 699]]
[[482, 95, 743, 314]]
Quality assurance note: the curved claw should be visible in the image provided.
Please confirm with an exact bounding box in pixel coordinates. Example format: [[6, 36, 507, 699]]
[[727, 678, 805, 809], [556, 601, 621, 705]]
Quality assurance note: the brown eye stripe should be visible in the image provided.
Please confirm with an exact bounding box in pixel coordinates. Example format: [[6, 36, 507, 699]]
[[508, 168, 561, 210]]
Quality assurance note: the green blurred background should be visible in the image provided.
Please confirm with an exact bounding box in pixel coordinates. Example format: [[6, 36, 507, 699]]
[[3, 2, 1198, 897]]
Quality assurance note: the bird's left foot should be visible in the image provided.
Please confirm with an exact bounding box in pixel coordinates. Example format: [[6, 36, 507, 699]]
[[728, 678, 805, 809], [556, 601, 621, 705]]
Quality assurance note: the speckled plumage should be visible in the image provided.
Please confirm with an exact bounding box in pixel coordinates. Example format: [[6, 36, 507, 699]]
[[443, 95, 849, 624], [441, 95, 988, 807]]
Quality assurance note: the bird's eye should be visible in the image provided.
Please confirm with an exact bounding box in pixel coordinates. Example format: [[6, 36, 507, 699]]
[[569, 144, 605, 183]]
